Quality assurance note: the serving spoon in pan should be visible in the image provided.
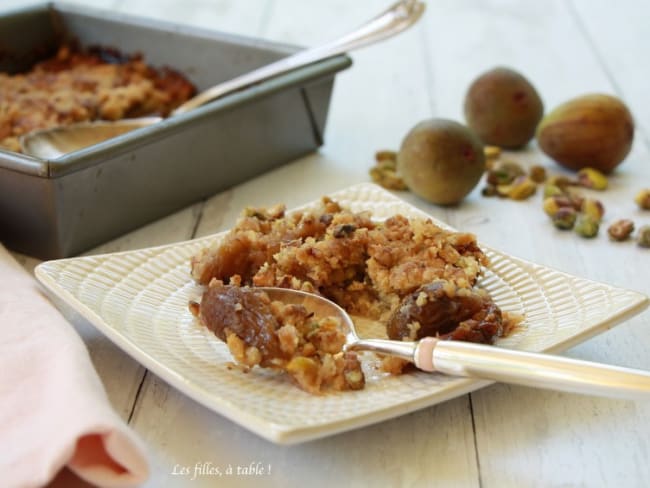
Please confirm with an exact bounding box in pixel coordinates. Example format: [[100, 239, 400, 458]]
[[21, 0, 425, 159], [257, 287, 650, 400]]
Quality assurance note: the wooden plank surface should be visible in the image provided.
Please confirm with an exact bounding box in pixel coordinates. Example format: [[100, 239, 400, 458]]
[[3, 0, 649, 486]]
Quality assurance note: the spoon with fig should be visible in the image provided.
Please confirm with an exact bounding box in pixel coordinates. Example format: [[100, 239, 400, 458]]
[[209, 284, 650, 399]]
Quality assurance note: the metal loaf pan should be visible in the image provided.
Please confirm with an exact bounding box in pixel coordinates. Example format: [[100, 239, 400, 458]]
[[0, 2, 350, 259]]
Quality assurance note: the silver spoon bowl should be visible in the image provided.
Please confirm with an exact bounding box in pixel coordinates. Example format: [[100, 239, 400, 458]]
[[21, 0, 425, 158], [259, 286, 650, 400]]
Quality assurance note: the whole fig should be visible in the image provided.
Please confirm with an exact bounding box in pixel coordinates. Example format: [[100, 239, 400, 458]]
[[464, 67, 544, 148], [536, 94, 634, 173], [397, 119, 485, 205]]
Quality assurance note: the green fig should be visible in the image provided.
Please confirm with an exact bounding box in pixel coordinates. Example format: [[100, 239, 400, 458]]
[[536, 94, 634, 173], [397, 119, 485, 205], [464, 67, 544, 148]]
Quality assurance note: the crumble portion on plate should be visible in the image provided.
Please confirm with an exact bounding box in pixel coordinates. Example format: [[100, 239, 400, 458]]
[[191, 197, 487, 320], [0, 45, 196, 153], [190, 197, 515, 392], [191, 279, 364, 394]]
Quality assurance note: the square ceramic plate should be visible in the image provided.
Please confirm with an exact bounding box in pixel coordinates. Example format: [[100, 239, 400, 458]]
[[35, 183, 649, 444]]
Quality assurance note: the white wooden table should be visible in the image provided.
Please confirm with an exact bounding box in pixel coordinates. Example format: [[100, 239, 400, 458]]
[[5, 0, 650, 486]]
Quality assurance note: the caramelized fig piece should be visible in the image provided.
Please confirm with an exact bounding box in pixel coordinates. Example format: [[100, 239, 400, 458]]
[[196, 281, 366, 393], [198, 280, 286, 366], [386, 280, 503, 344]]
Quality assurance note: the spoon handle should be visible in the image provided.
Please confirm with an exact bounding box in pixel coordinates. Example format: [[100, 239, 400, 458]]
[[173, 0, 425, 114], [414, 337, 650, 399]]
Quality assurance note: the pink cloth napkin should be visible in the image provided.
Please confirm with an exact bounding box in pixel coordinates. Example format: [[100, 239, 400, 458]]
[[0, 244, 149, 488]]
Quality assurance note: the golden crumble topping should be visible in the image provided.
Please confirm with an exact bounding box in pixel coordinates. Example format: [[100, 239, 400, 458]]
[[192, 197, 487, 320], [0, 45, 195, 153]]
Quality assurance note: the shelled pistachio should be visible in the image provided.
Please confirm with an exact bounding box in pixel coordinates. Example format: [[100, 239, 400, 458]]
[[577, 167, 608, 190], [608, 219, 635, 241], [635, 189, 650, 210], [552, 207, 577, 230], [529, 165, 547, 183], [638, 226, 650, 248], [580, 198, 605, 222], [484, 146, 501, 170], [542, 194, 582, 217], [543, 196, 563, 217], [487, 160, 525, 186], [543, 183, 564, 198], [497, 175, 537, 200], [546, 175, 577, 192], [574, 214, 600, 238]]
